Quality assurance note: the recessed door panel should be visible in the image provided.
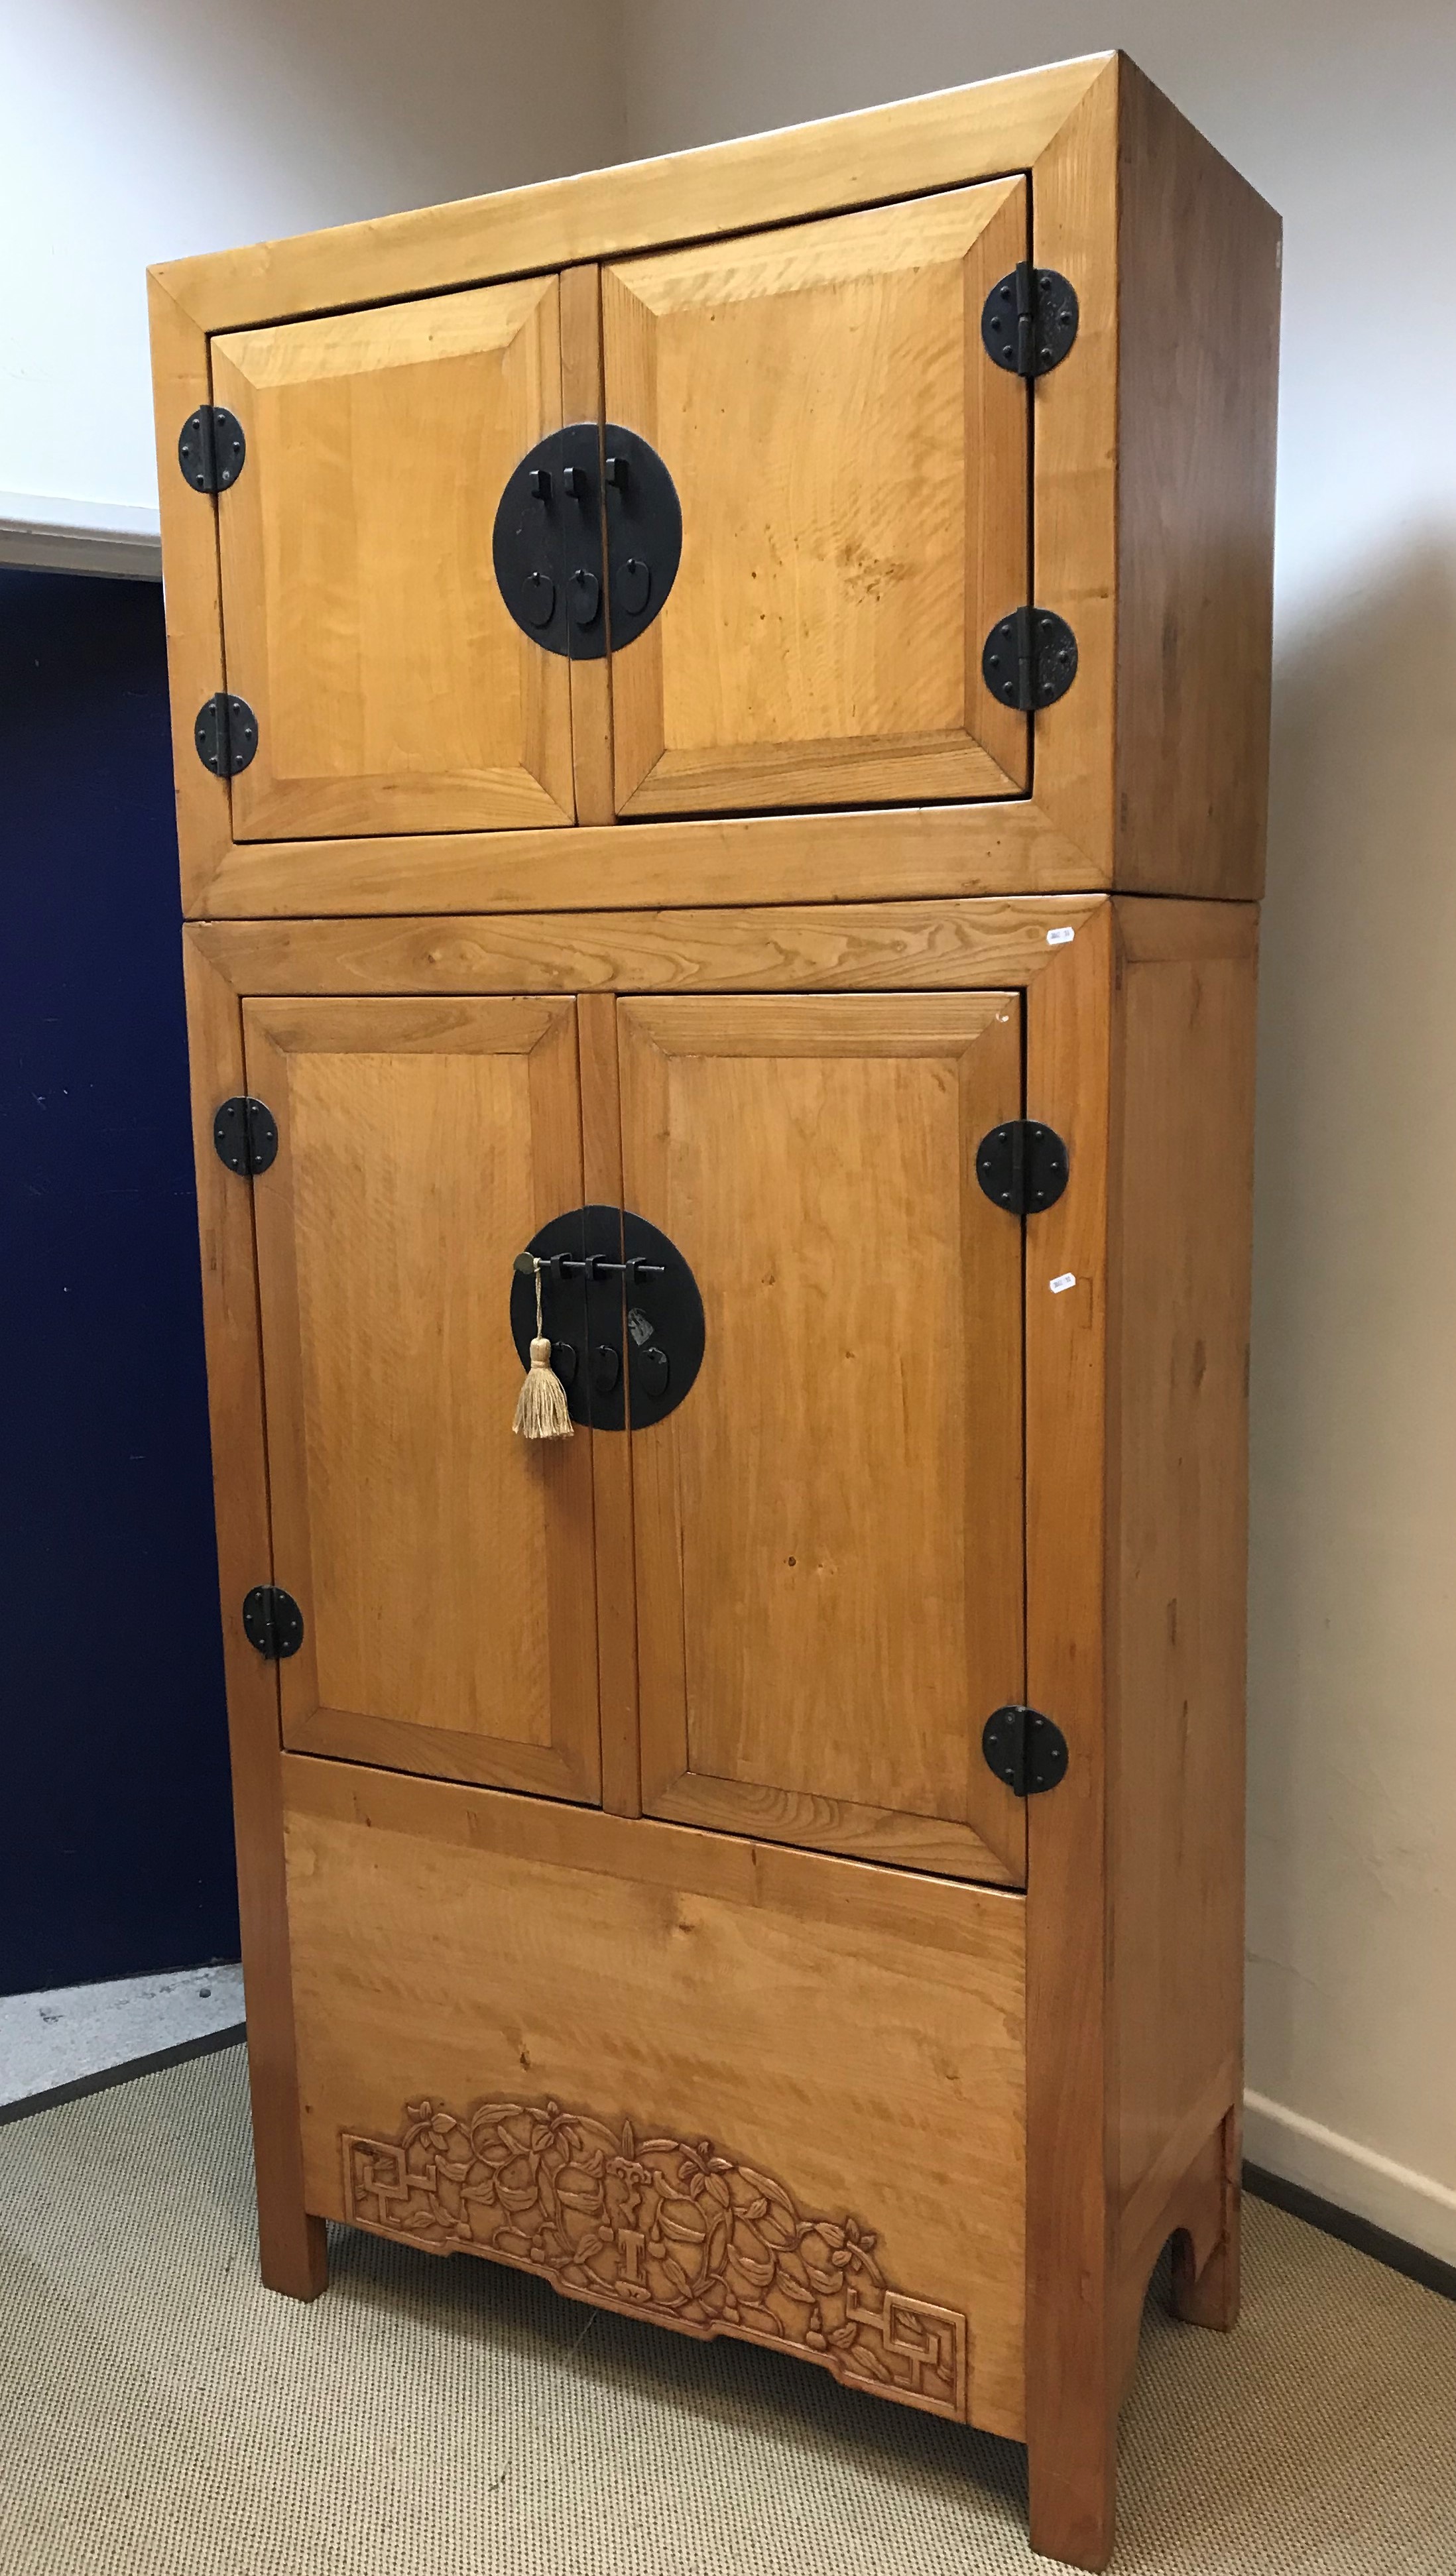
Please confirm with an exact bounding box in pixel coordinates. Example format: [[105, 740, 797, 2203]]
[[214, 282, 576, 840], [602, 183, 1030, 817], [619, 993, 1026, 1882], [243, 997, 600, 1800]]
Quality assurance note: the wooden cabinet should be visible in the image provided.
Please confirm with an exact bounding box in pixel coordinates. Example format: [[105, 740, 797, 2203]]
[[153, 54, 1278, 2574]]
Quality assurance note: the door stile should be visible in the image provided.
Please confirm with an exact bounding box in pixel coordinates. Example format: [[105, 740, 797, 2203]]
[[559, 266, 617, 829], [577, 993, 640, 1814], [180, 936, 326, 2300]]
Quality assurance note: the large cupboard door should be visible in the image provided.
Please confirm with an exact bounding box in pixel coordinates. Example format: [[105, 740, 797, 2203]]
[[213, 281, 576, 840], [618, 995, 1026, 1883], [602, 183, 1028, 819], [243, 998, 601, 1800]]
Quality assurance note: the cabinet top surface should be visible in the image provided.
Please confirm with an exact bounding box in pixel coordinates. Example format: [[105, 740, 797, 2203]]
[[147, 52, 1268, 337]]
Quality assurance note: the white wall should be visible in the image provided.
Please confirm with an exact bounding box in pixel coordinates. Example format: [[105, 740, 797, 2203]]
[[617, 2, 1456, 2261], [0, 0, 626, 553]]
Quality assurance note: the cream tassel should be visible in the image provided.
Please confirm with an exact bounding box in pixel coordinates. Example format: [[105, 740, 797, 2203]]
[[513, 1259, 574, 1440]]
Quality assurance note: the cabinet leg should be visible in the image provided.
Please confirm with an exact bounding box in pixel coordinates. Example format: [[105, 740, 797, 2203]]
[[1170, 2106, 1241, 2332], [258, 2201, 329, 2302], [1026, 2387, 1118, 2571]]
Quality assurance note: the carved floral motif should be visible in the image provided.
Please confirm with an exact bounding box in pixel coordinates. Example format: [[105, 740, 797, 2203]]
[[343, 2094, 967, 2418]]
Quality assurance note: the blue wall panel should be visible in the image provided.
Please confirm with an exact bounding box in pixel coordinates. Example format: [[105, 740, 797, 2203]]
[[0, 568, 239, 1993]]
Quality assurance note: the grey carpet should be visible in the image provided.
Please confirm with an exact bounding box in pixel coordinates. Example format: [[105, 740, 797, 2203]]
[[2, 2046, 1452, 2573]]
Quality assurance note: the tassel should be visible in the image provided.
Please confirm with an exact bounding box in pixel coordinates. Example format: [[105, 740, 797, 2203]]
[[513, 1260, 574, 1441]]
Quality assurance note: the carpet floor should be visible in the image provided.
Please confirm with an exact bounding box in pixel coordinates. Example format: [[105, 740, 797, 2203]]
[[2, 2045, 1452, 2574]]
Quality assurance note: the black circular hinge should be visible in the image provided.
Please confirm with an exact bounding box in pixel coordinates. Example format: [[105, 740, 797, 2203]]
[[194, 692, 259, 776], [213, 1096, 278, 1177], [177, 404, 247, 491], [981, 608, 1078, 712], [982, 1705, 1069, 1798], [975, 1120, 1069, 1216], [981, 265, 1079, 377], [493, 422, 680, 659], [242, 1585, 305, 1661], [510, 1206, 703, 1431]]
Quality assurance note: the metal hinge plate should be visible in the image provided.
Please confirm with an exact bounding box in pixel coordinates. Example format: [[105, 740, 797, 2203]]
[[975, 1120, 1069, 1217], [982, 1704, 1069, 1798], [981, 606, 1078, 712], [178, 406, 247, 493], [242, 1584, 305, 1660], [213, 1096, 278, 1177], [194, 692, 259, 777], [981, 264, 1079, 377]]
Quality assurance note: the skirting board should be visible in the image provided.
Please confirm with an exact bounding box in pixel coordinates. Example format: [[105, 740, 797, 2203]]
[[1244, 2090, 1456, 2271]]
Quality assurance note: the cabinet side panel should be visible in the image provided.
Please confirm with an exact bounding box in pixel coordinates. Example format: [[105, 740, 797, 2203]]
[[1107, 901, 1257, 2241], [1115, 64, 1281, 898]]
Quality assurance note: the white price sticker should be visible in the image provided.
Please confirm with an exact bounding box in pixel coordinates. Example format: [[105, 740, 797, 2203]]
[[1049, 1273, 1077, 1295], [1046, 925, 1075, 947]]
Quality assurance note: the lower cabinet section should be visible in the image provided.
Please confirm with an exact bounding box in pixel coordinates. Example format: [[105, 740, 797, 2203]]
[[282, 1754, 1027, 2439]]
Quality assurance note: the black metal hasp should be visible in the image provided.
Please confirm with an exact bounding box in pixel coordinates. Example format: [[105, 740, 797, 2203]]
[[194, 692, 259, 776], [242, 1584, 305, 1661], [981, 1704, 1069, 1798], [975, 1120, 1069, 1217], [493, 422, 682, 659], [178, 405, 247, 492], [213, 1096, 278, 1177], [981, 606, 1078, 712], [980, 264, 1079, 377], [509, 1206, 705, 1432]]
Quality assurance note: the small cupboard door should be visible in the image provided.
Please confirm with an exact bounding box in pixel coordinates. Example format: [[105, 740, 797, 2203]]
[[618, 995, 1026, 1884], [213, 281, 576, 841], [243, 997, 601, 1800], [602, 182, 1029, 819]]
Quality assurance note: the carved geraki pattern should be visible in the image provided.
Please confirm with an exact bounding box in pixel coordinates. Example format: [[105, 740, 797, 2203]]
[[342, 2095, 969, 2420]]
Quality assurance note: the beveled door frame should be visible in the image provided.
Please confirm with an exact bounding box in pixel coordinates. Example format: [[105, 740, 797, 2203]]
[[150, 54, 1120, 919]]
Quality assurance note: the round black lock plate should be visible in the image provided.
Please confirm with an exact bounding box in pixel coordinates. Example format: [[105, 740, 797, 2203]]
[[509, 1206, 703, 1430], [492, 422, 680, 660]]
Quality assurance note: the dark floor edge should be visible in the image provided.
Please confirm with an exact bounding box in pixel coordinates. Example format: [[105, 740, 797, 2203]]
[[0, 2022, 247, 2127], [1244, 2160, 1456, 2305]]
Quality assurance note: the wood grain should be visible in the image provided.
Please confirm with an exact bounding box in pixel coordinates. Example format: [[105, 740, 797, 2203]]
[[577, 993, 640, 1815], [603, 183, 1027, 815], [1029, 53, 1119, 878], [190, 799, 1093, 920], [212, 280, 574, 839], [559, 263, 616, 827], [243, 996, 601, 1801], [148, 275, 232, 912], [1022, 904, 1115, 2568], [282, 1752, 1028, 2438], [1105, 900, 1256, 2308], [151, 57, 1113, 331], [1114, 63, 1280, 900], [190, 896, 1109, 998], [620, 994, 1025, 1883], [181, 938, 327, 2300]]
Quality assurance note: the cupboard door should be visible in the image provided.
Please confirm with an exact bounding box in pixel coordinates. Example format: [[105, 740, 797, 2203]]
[[213, 282, 576, 841], [243, 998, 600, 1800], [602, 183, 1028, 819], [619, 995, 1026, 1883]]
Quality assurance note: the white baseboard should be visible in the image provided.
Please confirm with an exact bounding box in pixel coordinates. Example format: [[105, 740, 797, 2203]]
[[0, 491, 162, 580], [1244, 2090, 1456, 2268]]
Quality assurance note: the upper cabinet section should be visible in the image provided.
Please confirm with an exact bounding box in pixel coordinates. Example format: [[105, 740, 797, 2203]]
[[601, 182, 1029, 818], [212, 280, 576, 839], [152, 56, 1280, 911]]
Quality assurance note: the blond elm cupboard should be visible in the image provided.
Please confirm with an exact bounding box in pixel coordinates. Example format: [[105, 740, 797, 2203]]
[[153, 53, 1277, 2570]]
